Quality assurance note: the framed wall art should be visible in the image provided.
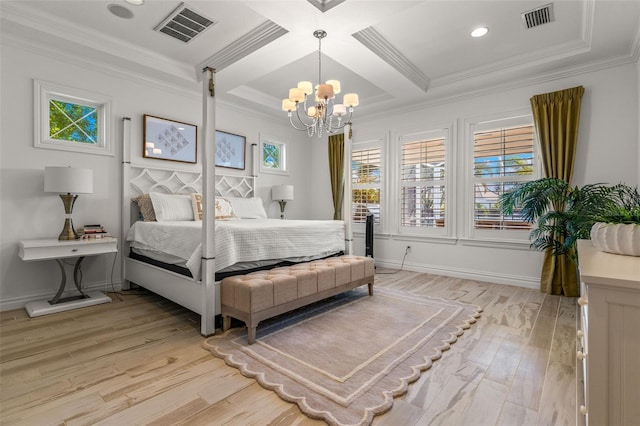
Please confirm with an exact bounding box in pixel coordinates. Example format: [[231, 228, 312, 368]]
[[143, 114, 197, 164], [215, 130, 246, 170]]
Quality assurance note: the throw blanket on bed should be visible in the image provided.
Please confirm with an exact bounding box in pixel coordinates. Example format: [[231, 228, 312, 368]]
[[127, 219, 346, 280]]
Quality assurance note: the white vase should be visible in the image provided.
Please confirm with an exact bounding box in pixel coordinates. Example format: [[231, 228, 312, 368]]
[[590, 222, 640, 256]]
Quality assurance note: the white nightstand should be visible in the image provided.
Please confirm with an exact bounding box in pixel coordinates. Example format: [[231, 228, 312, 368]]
[[19, 238, 118, 317]]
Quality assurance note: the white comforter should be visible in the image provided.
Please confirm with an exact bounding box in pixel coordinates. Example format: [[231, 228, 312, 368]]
[[126, 219, 345, 279]]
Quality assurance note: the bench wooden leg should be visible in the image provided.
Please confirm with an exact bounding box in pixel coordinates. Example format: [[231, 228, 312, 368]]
[[247, 326, 257, 345], [368, 282, 374, 296], [223, 315, 231, 332]]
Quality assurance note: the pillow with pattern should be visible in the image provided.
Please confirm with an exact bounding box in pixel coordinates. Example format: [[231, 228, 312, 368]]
[[191, 193, 203, 221], [132, 193, 157, 221], [191, 196, 237, 220], [215, 197, 236, 219]]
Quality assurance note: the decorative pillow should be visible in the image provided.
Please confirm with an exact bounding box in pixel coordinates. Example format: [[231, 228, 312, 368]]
[[191, 193, 203, 221], [227, 197, 268, 219], [132, 194, 156, 221], [149, 192, 195, 221], [215, 197, 236, 219]]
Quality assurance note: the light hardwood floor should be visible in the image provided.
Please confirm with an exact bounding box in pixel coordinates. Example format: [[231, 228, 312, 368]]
[[0, 270, 578, 425]]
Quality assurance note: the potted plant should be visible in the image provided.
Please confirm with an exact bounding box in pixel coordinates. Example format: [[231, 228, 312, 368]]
[[590, 184, 640, 256], [500, 177, 617, 263]]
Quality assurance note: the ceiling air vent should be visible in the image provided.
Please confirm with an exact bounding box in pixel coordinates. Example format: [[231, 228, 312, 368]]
[[522, 3, 554, 29], [154, 2, 216, 43]]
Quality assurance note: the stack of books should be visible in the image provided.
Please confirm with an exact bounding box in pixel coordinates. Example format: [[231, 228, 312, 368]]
[[81, 224, 111, 239]]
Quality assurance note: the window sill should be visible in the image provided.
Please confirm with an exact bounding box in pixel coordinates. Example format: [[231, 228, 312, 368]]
[[391, 234, 458, 245], [458, 238, 533, 250]]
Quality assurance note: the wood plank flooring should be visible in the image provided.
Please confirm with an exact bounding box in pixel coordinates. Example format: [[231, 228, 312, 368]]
[[0, 270, 578, 425]]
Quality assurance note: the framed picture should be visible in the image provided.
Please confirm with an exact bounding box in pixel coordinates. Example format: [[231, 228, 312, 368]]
[[34, 80, 113, 156], [215, 130, 246, 170], [260, 135, 288, 175], [143, 115, 197, 163]]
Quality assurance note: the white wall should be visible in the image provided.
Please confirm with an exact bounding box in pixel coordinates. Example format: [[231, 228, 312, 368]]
[[0, 42, 311, 310], [311, 63, 639, 287], [637, 58, 640, 186]]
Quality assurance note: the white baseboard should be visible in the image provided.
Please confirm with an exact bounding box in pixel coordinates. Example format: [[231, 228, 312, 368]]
[[374, 259, 540, 289], [0, 281, 122, 312]]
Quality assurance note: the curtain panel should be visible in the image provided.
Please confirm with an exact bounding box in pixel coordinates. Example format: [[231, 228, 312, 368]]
[[328, 134, 345, 220], [530, 85, 585, 296]]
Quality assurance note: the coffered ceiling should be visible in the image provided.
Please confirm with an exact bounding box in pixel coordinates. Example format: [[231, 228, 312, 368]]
[[2, 1, 639, 119]]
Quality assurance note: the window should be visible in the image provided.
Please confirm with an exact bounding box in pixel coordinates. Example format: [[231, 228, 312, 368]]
[[472, 119, 536, 233], [34, 80, 113, 156], [352, 146, 381, 224], [259, 136, 287, 175], [400, 130, 448, 232]]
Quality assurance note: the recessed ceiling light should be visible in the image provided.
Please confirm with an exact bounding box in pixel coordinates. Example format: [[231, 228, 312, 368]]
[[108, 4, 134, 19], [471, 27, 489, 38], [125, 0, 144, 5]]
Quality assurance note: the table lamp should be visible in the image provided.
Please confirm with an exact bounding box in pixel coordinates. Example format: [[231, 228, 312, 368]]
[[44, 166, 94, 240], [272, 184, 294, 219]]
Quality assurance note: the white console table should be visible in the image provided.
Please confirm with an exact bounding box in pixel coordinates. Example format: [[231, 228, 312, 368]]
[[19, 238, 117, 317], [577, 240, 640, 425]]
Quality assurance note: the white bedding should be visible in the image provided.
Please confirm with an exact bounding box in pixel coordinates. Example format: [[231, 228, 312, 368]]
[[126, 219, 345, 279]]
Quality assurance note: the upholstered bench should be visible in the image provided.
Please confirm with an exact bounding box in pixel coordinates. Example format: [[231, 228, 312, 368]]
[[221, 255, 375, 344]]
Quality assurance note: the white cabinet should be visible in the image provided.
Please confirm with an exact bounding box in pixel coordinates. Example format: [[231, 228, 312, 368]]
[[577, 240, 640, 425]]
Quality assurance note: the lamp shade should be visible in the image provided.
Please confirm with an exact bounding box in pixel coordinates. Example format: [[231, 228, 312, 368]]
[[272, 184, 294, 201], [44, 167, 94, 194]]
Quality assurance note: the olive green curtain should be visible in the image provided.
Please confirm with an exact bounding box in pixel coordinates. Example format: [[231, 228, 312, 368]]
[[328, 133, 344, 220], [530, 85, 585, 296]]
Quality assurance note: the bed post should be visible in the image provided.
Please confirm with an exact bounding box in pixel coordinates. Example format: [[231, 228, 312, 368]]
[[342, 124, 353, 255], [200, 67, 217, 336], [121, 117, 132, 290]]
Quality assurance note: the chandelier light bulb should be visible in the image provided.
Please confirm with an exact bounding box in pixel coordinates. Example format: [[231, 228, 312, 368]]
[[332, 104, 346, 116], [326, 80, 341, 94], [288, 88, 305, 103], [343, 93, 359, 107], [282, 99, 296, 112], [317, 84, 334, 100], [297, 81, 313, 95]]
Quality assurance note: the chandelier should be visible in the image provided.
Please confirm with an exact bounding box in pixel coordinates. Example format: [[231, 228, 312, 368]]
[[282, 30, 359, 137]]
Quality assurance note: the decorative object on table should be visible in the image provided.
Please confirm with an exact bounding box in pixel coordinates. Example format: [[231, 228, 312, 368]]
[[215, 130, 246, 170], [272, 184, 294, 219], [81, 224, 111, 239], [44, 166, 94, 240], [203, 287, 481, 426], [281, 30, 359, 137], [143, 114, 197, 163], [590, 184, 640, 256]]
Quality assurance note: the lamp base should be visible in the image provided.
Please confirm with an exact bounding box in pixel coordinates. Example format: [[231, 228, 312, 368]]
[[59, 218, 79, 240], [278, 200, 287, 219], [58, 194, 80, 240]]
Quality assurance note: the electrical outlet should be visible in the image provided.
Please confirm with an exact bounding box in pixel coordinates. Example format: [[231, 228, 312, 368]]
[[406, 245, 411, 253]]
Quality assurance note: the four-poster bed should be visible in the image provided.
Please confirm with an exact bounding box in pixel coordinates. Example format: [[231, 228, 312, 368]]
[[120, 69, 354, 336]]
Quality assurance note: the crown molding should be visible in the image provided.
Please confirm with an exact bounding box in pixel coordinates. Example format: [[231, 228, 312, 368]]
[[196, 21, 288, 80], [353, 26, 430, 92]]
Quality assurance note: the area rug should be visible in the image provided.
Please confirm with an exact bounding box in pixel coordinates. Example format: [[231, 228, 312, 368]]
[[203, 287, 482, 426]]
